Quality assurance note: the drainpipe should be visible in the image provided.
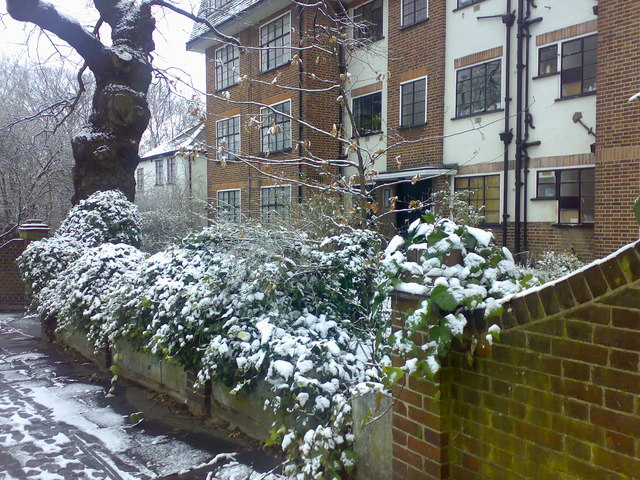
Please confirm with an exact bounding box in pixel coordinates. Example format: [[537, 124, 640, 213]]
[[501, 0, 515, 247], [297, 4, 305, 205], [522, 0, 542, 253], [514, 0, 525, 254]]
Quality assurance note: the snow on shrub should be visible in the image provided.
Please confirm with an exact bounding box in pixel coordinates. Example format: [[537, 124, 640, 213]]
[[380, 215, 535, 380], [17, 236, 86, 299], [38, 243, 145, 346], [56, 190, 141, 248], [518, 250, 585, 283], [102, 224, 385, 479]]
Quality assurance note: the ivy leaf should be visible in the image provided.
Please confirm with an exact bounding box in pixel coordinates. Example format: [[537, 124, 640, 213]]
[[382, 366, 404, 388], [422, 213, 436, 224], [431, 285, 459, 312], [427, 229, 447, 246], [463, 232, 478, 251]]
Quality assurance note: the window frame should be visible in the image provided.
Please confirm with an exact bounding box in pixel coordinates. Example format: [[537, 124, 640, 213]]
[[352, 91, 383, 137], [136, 168, 144, 192], [214, 44, 239, 91], [260, 100, 292, 154], [453, 174, 501, 224], [537, 44, 559, 77], [560, 34, 597, 98], [399, 76, 427, 128], [353, 0, 384, 43], [217, 188, 242, 223], [260, 185, 292, 223], [535, 168, 595, 225], [260, 12, 291, 72], [456, 0, 485, 9], [401, 0, 428, 27], [455, 59, 502, 118], [216, 115, 241, 161], [166, 157, 177, 185], [155, 159, 164, 186]]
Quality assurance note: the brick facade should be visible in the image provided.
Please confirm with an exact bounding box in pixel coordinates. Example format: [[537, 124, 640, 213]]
[[0, 238, 27, 310], [391, 241, 640, 479], [593, 1, 640, 257]]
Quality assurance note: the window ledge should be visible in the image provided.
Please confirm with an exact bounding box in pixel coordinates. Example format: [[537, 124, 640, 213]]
[[555, 91, 596, 102], [399, 122, 427, 130], [551, 222, 595, 228], [451, 108, 504, 121], [452, 0, 487, 13], [214, 84, 239, 93], [259, 61, 292, 76], [352, 131, 384, 138], [532, 72, 559, 80], [350, 37, 386, 50], [530, 197, 556, 201], [399, 18, 429, 31], [260, 148, 293, 155], [479, 222, 502, 228]]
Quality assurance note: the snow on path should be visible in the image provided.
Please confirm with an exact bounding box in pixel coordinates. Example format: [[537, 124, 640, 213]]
[[0, 314, 279, 480]]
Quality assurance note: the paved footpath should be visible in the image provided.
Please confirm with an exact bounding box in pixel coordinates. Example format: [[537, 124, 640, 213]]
[[0, 312, 281, 480]]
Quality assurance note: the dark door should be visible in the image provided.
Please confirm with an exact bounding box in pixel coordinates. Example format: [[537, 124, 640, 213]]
[[396, 179, 432, 232]]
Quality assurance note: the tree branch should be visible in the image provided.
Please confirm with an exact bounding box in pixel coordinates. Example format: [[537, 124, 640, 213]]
[[145, 0, 241, 47], [6, 0, 107, 69]]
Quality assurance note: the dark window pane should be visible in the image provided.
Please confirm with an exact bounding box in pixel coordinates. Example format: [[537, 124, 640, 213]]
[[455, 60, 502, 116], [354, 92, 382, 135], [561, 34, 598, 97]]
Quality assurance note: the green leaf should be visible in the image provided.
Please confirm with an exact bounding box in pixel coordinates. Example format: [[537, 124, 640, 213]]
[[463, 232, 478, 251], [109, 364, 121, 375], [431, 285, 459, 312], [382, 366, 404, 388], [360, 411, 372, 429], [129, 412, 144, 425], [426, 229, 447, 246], [421, 213, 436, 224]]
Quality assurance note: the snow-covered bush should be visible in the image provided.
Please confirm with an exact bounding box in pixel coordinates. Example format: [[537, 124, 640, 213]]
[[429, 186, 485, 227], [380, 215, 535, 380], [38, 243, 145, 345], [518, 250, 585, 283], [56, 190, 141, 248], [102, 223, 385, 478], [17, 235, 86, 299]]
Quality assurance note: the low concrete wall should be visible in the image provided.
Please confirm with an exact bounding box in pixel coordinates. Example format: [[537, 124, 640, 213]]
[[56, 325, 391, 479]]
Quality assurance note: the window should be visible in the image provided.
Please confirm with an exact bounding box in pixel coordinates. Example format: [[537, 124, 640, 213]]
[[353, 0, 383, 42], [536, 168, 595, 224], [216, 116, 241, 160], [457, 0, 483, 8], [260, 14, 291, 71], [454, 175, 500, 223], [538, 44, 558, 76], [155, 159, 164, 186], [402, 0, 427, 26], [214, 44, 239, 90], [217, 189, 241, 222], [136, 168, 144, 192], [561, 35, 597, 97], [261, 101, 291, 153], [167, 157, 176, 185], [400, 77, 427, 128], [456, 59, 501, 117], [353, 92, 382, 136], [261, 185, 291, 222]]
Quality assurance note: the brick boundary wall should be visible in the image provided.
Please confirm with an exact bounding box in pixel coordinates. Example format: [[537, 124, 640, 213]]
[[392, 240, 640, 479], [0, 238, 27, 310]]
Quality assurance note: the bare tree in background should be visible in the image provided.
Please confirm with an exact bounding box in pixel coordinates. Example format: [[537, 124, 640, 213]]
[[0, 58, 92, 232]]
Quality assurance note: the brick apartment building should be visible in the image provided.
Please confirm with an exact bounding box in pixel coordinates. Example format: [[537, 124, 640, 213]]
[[186, 0, 640, 260]]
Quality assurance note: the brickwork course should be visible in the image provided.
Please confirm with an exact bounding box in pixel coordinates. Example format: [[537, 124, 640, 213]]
[[392, 240, 640, 479], [0, 238, 27, 309]]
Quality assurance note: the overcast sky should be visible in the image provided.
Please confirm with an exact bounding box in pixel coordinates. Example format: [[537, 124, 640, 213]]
[[0, 1, 206, 93]]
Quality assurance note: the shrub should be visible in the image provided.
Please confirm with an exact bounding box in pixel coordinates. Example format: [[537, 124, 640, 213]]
[[17, 236, 86, 300], [56, 190, 141, 248], [518, 250, 586, 283], [379, 215, 534, 380], [38, 243, 145, 345]]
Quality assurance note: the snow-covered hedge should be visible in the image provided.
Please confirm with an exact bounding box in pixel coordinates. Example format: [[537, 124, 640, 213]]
[[380, 216, 534, 380], [56, 190, 141, 248]]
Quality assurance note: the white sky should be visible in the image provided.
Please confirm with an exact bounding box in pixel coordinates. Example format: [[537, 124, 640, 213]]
[[0, 1, 206, 94]]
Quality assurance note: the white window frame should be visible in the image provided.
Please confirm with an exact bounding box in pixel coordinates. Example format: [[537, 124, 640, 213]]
[[166, 156, 177, 185], [537, 43, 559, 77], [260, 185, 292, 223], [260, 99, 292, 153], [214, 44, 239, 91], [351, 0, 384, 43], [260, 12, 291, 72], [136, 168, 144, 192], [400, 0, 428, 27], [399, 75, 428, 128], [216, 115, 241, 161], [217, 188, 242, 223]]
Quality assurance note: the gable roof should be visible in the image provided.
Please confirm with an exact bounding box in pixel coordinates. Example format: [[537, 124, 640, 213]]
[[141, 123, 206, 160]]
